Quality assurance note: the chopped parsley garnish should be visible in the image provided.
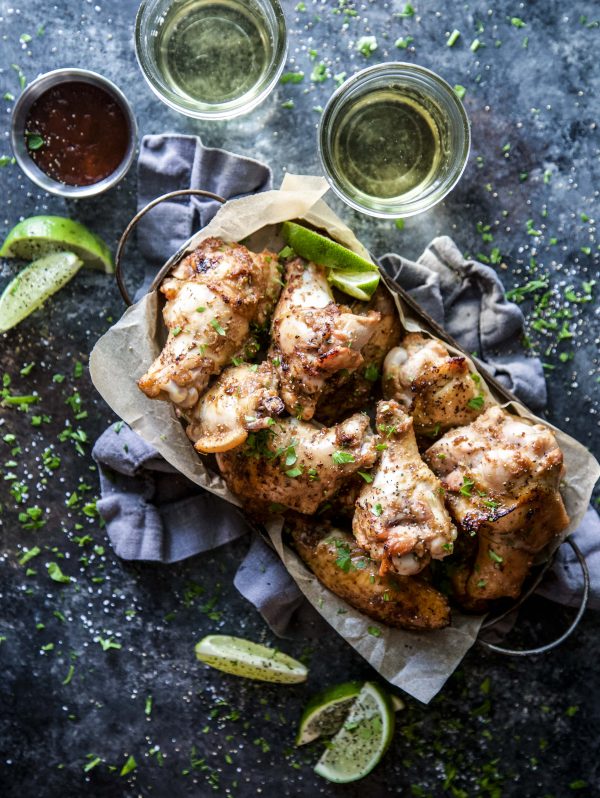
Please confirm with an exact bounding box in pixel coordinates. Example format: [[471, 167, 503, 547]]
[[120, 755, 137, 777], [25, 132, 44, 150], [335, 541, 354, 572], [488, 548, 504, 564], [358, 470, 374, 483], [367, 626, 382, 637], [395, 36, 414, 49], [332, 450, 355, 465], [172, 326, 182, 336], [356, 36, 378, 57], [447, 29, 461, 47], [285, 466, 303, 478], [210, 319, 226, 336], [372, 503, 383, 517], [454, 84, 467, 100], [280, 71, 304, 84], [468, 395, 485, 410], [460, 477, 475, 497], [47, 561, 71, 584], [364, 364, 379, 382]]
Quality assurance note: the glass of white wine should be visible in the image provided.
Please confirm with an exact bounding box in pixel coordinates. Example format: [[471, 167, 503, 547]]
[[135, 0, 287, 119], [318, 63, 471, 218]]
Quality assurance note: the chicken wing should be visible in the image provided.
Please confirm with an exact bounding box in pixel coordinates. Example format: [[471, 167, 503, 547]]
[[185, 362, 284, 454], [353, 400, 457, 576], [315, 286, 402, 424], [424, 406, 569, 602], [269, 257, 380, 420], [383, 332, 490, 437], [216, 412, 378, 515], [138, 238, 281, 409], [288, 518, 450, 630]]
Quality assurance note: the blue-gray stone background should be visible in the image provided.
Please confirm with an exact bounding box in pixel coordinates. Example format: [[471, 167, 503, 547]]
[[0, 1, 598, 796]]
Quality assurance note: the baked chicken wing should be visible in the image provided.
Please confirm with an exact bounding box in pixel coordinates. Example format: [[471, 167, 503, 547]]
[[353, 400, 457, 576], [216, 412, 377, 515], [424, 406, 569, 602], [315, 286, 402, 424], [270, 257, 380, 420], [185, 362, 284, 454], [138, 238, 281, 409], [288, 518, 450, 630], [383, 332, 490, 436]]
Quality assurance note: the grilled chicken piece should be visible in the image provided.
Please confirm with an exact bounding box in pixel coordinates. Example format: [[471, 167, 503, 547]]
[[315, 286, 402, 424], [383, 333, 490, 436], [270, 257, 380, 421], [288, 518, 450, 630], [424, 406, 569, 602], [138, 238, 281, 409], [353, 400, 457, 576], [185, 362, 284, 454], [216, 412, 377, 515]]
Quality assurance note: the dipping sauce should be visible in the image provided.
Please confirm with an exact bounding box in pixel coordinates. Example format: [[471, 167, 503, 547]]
[[24, 81, 130, 186]]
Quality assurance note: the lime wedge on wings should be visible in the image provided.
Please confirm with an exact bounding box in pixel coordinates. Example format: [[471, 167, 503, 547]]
[[0, 251, 83, 332], [328, 269, 380, 301], [314, 681, 395, 783], [0, 215, 114, 273], [281, 221, 378, 274], [194, 634, 308, 684]]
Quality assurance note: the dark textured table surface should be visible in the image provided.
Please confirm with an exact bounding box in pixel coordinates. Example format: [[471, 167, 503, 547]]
[[1, 1, 599, 796]]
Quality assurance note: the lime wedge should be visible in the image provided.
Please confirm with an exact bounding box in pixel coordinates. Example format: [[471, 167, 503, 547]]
[[296, 681, 362, 746], [281, 221, 378, 274], [328, 268, 380, 301], [0, 215, 113, 273], [314, 681, 395, 783], [194, 634, 308, 684], [0, 251, 83, 333]]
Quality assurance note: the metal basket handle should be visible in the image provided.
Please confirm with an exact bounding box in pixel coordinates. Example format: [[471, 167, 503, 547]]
[[115, 188, 226, 306], [478, 537, 589, 656]]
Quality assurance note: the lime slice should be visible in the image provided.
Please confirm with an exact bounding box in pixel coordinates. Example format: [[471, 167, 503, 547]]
[[0, 251, 83, 333], [281, 221, 378, 274], [194, 634, 308, 684], [0, 215, 114, 273], [296, 681, 362, 746], [314, 681, 395, 783], [328, 268, 380, 301]]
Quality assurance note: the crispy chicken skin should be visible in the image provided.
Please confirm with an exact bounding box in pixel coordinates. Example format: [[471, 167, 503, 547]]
[[383, 333, 489, 436], [288, 518, 450, 630], [269, 257, 381, 420], [185, 362, 284, 454], [216, 412, 378, 515], [353, 400, 457, 576], [138, 238, 281, 409], [424, 406, 569, 602], [316, 286, 402, 424]]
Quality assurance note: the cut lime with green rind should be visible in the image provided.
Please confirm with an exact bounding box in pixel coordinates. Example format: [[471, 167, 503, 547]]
[[296, 681, 363, 746], [194, 634, 308, 684], [0, 215, 114, 273], [0, 251, 83, 333], [314, 681, 395, 784], [281, 221, 378, 274], [328, 268, 380, 301]]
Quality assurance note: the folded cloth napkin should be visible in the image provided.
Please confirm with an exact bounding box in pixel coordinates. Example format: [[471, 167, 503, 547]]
[[93, 134, 598, 637]]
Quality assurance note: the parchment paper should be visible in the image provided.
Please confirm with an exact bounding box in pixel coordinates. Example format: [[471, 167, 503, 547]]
[[90, 174, 600, 704]]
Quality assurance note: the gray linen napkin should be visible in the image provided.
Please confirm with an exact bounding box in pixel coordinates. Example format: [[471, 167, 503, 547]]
[[93, 134, 598, 636]]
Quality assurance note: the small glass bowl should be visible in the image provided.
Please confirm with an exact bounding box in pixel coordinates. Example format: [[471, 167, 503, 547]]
[[135, 0, 287, 120], [318, 62, 471, 218], [11, 68, 137, 199]]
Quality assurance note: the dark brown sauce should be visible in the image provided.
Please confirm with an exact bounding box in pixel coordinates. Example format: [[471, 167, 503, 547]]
[[24, 81, 129, 186]]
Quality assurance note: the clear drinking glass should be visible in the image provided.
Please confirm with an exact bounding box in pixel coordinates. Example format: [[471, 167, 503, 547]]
[[135, 0, 287, 119], [318, 63, 471, 218]]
